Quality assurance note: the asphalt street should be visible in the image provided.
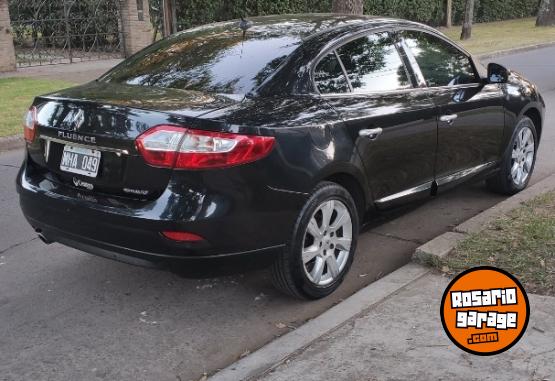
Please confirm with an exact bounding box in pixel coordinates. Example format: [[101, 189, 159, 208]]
[[1, 47, 554, 381]]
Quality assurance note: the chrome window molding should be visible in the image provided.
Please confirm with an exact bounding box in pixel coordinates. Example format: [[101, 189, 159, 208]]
[[318, 82, 482, 99]]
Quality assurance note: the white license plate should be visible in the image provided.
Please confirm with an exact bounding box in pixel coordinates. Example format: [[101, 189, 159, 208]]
[[60, 145, 101, 178]]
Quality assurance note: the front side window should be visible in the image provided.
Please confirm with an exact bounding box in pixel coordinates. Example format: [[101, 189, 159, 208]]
[[401, 31, 478, 87], [314, 52, 350, 94], [336, 32, 411, 93]]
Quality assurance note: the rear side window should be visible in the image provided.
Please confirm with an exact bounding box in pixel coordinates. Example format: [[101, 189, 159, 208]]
[[401, 31, 478, 87], [336, 32, 411, 93], [314, 52, 350, 94]]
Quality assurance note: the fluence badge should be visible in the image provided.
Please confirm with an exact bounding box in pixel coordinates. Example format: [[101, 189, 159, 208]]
[[440, 267, 529, 356]]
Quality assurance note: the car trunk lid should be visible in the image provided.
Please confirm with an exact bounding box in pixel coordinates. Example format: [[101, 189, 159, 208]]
[[28, 82, 240, 200]]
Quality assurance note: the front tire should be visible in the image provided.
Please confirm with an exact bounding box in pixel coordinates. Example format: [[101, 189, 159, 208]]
[[271, 182, 359, 299], [487, 117, 538, 195]]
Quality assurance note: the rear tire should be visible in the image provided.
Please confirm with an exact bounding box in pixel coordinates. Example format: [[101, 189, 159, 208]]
[[487, 117, 538, 195], [271, 182, 359, 299]]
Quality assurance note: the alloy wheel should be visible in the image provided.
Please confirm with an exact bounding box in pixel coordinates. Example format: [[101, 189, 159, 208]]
[[511, 126, 535, 187], [302, 199, 353, 286]]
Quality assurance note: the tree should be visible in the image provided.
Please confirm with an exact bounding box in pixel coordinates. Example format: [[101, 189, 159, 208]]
[[460, 0, 475, 40], [332, 0, 364, 15], [445, 0, 453, 28], [161, 0, 178, 37], [537, 0, 555, 26]]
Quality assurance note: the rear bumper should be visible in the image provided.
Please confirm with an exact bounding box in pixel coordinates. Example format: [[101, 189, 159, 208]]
[[17, 158, 305, 265], [28, 216, 284, 268]]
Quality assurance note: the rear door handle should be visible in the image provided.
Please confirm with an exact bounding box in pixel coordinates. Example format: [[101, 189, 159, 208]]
[[440, 114, 458, 125], [359, 128, 383, 141]]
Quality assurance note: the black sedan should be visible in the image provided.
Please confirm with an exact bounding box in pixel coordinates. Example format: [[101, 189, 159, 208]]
[[17, 14, 545, 299]]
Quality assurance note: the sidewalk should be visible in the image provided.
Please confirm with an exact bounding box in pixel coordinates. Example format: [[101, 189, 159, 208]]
[[212, 175, 555, 381], [0, 59, 122, 84], [258, 273, 555, 381]]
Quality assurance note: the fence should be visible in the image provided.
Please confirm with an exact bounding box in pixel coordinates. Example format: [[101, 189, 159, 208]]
[[9, 0, 125, 67]]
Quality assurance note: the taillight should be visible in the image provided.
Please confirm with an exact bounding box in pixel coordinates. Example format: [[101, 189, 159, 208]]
[[136, 125, 275, 170], [23, 106, 37, 143], [162, 231, 204, 242]]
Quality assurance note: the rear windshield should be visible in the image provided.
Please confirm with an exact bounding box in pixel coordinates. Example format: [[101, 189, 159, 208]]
[[101, 23, 301, 95]]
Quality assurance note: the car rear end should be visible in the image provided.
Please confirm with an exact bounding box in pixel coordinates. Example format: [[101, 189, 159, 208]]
[[16, 16, 321, 267], [16, 87, 303, 266]]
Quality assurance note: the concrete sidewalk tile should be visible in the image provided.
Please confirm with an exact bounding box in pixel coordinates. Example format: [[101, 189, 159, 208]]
[[209, 263, 429, 381], [456, 173, 555, 234], [413, 232, 467, 266], [258, 274, 555, 381]]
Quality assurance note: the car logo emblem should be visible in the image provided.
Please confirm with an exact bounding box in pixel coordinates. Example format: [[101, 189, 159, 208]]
[[73, 109, 85, 131]]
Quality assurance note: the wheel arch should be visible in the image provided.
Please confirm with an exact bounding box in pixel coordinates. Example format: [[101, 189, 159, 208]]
[[522, 107, 543, 141], [316, 165, 371, 219]]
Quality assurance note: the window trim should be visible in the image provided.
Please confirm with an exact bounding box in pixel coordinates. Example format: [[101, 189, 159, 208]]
[[311, 28, 417, 96], [311, 49, 352, 95], [396, 28, 481, 89], [333, 50, 354, 93]]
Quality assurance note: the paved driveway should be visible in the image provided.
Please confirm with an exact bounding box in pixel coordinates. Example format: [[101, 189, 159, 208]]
[[1, 47, 554, 381]]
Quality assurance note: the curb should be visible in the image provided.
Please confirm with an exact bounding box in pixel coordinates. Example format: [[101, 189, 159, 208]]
[[211, 174, 555, 381], [413, 232, 466, 266], [209, 263, 430, 381], [0, 134, 24, 153], [413, 173, 555, 264], [476, 41, 555, 61]]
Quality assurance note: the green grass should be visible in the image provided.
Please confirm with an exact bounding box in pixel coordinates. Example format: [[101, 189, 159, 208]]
[[441, 17, 555, 55], [0, 77, 74, 138], [439, 192, 555, 296]]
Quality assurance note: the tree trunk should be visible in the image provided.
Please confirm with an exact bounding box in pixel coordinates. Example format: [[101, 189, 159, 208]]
[[161, 0, 177, 37], [332, 0, 364, 15], [537, 0, 555, 27], [445, 0, 453, 28], [460, 0, 475, 40]]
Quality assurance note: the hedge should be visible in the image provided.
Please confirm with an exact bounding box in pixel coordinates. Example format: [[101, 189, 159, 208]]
[[164, 0, 540, 30], [362, 0, 538, 25]]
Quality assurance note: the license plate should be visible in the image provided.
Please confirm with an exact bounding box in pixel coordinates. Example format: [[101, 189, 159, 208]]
[[60, 145, 101, 178]]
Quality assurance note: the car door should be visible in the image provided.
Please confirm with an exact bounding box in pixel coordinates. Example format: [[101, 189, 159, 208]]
[[314, 31, 438, 208], [399, 30, 505, 186]]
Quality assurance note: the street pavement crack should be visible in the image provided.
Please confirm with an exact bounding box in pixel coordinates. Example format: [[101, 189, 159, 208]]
[[0, 237, 39, 255], [367, 231, 424, 245], [0, 164, 19, 169]]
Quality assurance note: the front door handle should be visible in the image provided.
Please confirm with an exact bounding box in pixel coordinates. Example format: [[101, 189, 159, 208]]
[[359, 128, 383, 141], [440, 114, 458, 125]]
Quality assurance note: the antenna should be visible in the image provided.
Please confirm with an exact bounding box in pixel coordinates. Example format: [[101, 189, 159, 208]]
[[239, 17, 252, 32]]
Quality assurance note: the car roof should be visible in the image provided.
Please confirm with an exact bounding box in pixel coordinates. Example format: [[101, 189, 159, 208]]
[[176, 13, 428, 43]]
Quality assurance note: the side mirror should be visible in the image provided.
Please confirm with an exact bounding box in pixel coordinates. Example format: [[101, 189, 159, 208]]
[[487, 63, 509, 84]]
